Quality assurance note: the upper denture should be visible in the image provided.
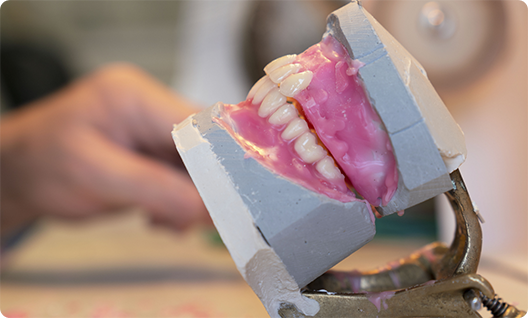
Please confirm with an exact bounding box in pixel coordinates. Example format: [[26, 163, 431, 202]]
[[263, 54, 297, 74], [269, 64, 302, 84], [279, 71, 314, 97]]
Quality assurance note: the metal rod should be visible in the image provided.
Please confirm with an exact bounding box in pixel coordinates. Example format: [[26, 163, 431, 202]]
[[435, 169, 482, 279]]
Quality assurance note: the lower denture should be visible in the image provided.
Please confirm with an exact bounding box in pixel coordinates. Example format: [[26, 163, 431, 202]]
[[216, 35, 398, 206]]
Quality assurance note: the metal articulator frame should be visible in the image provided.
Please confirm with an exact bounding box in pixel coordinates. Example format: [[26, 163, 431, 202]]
[[278, 170, 525, 318]]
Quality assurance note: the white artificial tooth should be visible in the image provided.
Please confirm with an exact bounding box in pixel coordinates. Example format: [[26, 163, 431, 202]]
[[264, 54, 297, 75], [258, 88, 287, 118], [279, 71, 314, 97], [294, 132, 326, 164], [281, 118, 309, 140], [252, 77, 277, 105], [269, 104, 298, 125], [316, 156, 342, 180], [247, 76, 267, 100], [269, 64, 302, 84]]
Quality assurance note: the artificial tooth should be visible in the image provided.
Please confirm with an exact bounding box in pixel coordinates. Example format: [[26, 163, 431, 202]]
[[258, 88, 287, 118], [264, 54, 297, 75], [281, 118, 309, 140], [252, 77, 277, 105], [279, 71, 314, 97], [269, 64, 302, 84], [316, 156, 342, 180], [268, 104, 298, 125], [247, 76, 267, 100], [294, 132, 326, 164]]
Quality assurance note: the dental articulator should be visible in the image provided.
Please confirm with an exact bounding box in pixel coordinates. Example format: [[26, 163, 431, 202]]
[[172, 1, 526, 317]]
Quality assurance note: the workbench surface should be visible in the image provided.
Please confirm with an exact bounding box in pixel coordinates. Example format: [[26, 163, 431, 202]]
[[1, 212, 526, 318]]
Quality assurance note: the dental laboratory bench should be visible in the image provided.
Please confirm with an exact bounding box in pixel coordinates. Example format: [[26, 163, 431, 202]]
[[0, 211, 526, 318]]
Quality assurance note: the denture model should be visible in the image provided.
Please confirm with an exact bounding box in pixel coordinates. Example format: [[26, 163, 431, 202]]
[[172, 1, 466, 317]]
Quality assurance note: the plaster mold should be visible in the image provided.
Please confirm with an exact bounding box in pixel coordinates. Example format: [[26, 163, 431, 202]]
[[173, 104, 375, 317], [325, 1, 466, 215]]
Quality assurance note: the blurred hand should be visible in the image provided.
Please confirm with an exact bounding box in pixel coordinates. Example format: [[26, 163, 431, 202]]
[[1, 64, 209, 236]]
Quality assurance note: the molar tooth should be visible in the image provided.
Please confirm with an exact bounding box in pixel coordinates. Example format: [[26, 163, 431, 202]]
[[279, 71, 313, 97], [281, 118, 308, 140], [258, 88, 287, 118], [269, 104, 298, 125], [252, 77, 277, 105], [264, 54, 297, 75], [294, 132, 326, 164], [269, 64, 302, 84], [316, 156, 342, 180], [247, 76, 266, 100]]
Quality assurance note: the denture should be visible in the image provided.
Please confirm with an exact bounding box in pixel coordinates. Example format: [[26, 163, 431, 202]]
[[216, 35, 398, 207]]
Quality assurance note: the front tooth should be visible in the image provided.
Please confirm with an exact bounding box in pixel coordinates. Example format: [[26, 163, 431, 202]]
[[316, 156, 342, 180], [269, 64, 302, 84], [294, 132, 326, 164], [258, 88, 287, 118], [269, 104, 298, 125], [280, 71, 313, 97], [281, 118, 308, 140], [247, 76, 266, 100], [252, 77, 277, 105], [264, 54, 297, 75]]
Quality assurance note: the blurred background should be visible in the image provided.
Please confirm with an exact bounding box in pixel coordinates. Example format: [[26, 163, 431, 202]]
[[1, 1, 526, 317]]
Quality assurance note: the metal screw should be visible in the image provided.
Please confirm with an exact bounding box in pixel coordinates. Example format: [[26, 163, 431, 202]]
[[464, 289, 482, 311]]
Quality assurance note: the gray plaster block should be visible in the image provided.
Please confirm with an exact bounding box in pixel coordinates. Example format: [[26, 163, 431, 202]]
[[325, 1, 465, 216], [269, 202, 374, 287], [376, 121, 451, 214], [356, 53, 423, 134], [175, 103, 375, 288]]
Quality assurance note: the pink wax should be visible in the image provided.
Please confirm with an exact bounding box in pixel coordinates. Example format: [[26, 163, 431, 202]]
[[217, 35, 398, 207], [294, 36, 397, 206], [218, 101, 355, 203], [366, 290, 396, 312]]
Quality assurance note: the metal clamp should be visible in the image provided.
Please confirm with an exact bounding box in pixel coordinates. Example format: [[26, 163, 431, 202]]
[[279, 170, 526, 318]]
